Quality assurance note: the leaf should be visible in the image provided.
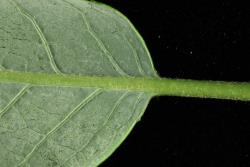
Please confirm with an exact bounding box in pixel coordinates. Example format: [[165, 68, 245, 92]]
[[0, 0, 158, 166]]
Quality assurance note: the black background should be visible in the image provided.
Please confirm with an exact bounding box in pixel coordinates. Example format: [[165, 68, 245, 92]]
[[94, 0, 250, 167]]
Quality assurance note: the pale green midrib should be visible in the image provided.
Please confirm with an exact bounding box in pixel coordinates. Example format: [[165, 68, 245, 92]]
[[1, 70, 250, 101]]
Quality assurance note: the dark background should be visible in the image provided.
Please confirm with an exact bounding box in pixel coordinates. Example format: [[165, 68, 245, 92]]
[[94, 0, 250, 166]]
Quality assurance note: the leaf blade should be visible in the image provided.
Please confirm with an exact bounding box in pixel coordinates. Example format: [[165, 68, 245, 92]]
[[0, 0, 157, 166]]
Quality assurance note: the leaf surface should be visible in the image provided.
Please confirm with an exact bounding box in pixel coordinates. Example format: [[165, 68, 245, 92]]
[[0, 0, 158, 166]]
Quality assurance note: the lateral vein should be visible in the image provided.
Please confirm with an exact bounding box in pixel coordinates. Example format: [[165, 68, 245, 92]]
[[61, 0, 129, 76], [122, 34, 146, 76], [8, 0, 63, 74], [90, 5, 158, 77], [16, 88, 103, 167], [60, 91, 129, 166], [0, 85, 31, 118]]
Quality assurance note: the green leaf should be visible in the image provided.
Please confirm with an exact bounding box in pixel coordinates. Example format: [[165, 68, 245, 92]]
[[0, 0, 158, 166]]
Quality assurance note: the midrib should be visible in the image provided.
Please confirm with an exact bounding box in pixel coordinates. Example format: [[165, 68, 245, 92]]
[[1, 70, 250, 101]]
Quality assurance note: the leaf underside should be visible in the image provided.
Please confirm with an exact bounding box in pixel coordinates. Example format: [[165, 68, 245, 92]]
[[0, 0, 158, 166]]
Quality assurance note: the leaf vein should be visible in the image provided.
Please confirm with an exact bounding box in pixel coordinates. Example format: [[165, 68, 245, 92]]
[[92, 6, 158, 77], [8, 0, 63, 74], [0, 85, 31, 119], [61, 0, 129, 77], [60, 91, 129, 166], [122, 34, 146, 76], [16, 88, 103, 167], [93, 93, 144, 165]]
